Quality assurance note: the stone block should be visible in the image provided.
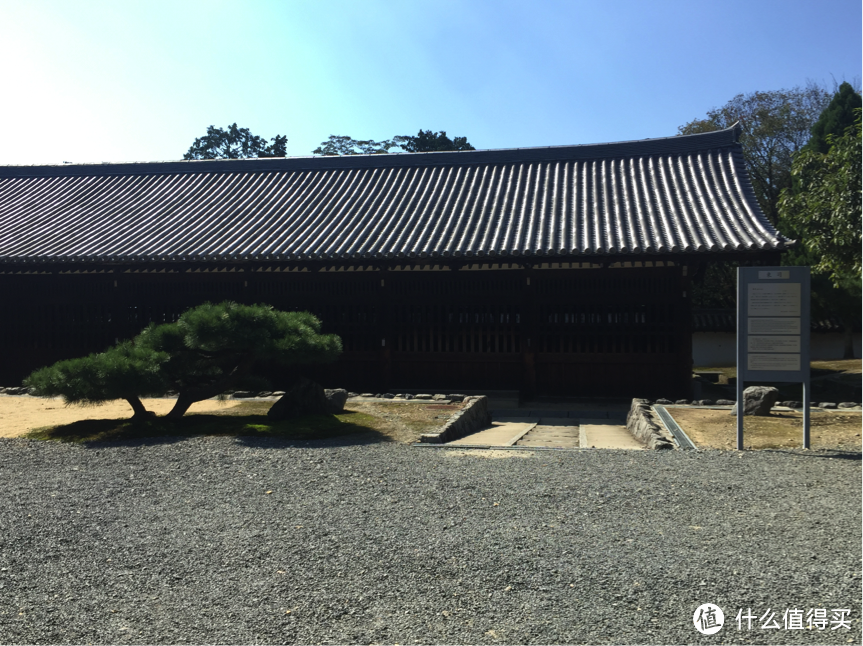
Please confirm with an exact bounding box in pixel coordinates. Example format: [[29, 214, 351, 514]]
[[625, 399, 674, 450], [324, 388, 348, 413], [730, 386, 780, 416]]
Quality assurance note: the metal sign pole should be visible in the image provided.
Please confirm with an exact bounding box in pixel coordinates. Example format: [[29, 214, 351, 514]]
[[803, 378, 811, 449], [736, 267, 745, 450]]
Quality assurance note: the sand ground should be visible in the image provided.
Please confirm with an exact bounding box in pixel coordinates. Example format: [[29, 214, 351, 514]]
[[669, 407, 862, 450], [0, 395, 241, 437]]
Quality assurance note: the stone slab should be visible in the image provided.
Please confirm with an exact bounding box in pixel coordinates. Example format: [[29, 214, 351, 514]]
[[581, 420, 644, 450], [447, 421, 535, 446]]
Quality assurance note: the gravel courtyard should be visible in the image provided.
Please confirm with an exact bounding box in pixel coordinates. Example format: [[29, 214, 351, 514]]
[[0, 436, 860, 644]]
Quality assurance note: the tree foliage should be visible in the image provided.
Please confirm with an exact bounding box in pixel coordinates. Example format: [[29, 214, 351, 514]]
[[26, 342, 169, 419], [807, 82, 862, 154], [184, 123, 287, 160], [26, 302, 342, 419], [312, 129, 475, 155], [312, 135, 396, 156], [779, 109, 862, 285], [678, 84, 829, 224], [395, 130, 475, 153]]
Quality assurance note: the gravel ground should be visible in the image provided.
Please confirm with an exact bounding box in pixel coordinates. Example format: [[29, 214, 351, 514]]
[[0, 435, 860, 645]]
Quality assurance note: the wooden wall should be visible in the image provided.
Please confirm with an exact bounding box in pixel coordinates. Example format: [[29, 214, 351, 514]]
[[0, 265, 692, 398]]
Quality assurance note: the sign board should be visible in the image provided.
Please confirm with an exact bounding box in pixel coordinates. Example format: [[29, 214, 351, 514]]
[[736, 266, 811, 449]]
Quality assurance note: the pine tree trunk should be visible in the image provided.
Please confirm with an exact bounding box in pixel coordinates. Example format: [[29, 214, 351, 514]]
[[125, 396, 150, 419], [166, 395, 195, 419], [165, 356, 256, 419]]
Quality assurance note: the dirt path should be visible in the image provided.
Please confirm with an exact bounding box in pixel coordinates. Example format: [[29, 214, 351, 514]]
[[0, 396, 242, 437], [669, 407, 862, 450]]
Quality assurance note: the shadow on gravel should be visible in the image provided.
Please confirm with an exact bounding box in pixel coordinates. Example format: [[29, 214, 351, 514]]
[[24, 410, 389, 448], [760, 448, 862, 461]]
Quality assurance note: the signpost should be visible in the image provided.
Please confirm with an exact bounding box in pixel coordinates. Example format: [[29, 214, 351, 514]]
[[736, 267, 811, 450]]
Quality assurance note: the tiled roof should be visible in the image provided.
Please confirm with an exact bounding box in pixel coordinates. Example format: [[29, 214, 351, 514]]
[[0, 126, 792, 265]]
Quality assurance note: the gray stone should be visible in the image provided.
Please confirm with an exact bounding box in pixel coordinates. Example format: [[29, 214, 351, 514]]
[[267, 378, 329, 420], [324, 388, 349, 413], [346, 392, 359, 398], [655, 398, 672, 405], [675, 399, 690, 405], [819, 402, 837, 409], [716, 399, 735, 405], [415, 394, 433, 400], [360, 393, 375, 398], [729, 386, 780, 416], [838, 402, 859, 409], [257, 391, 273, 398], [447, 394, 466, 403], [403, 394, 414, 400], [783, 401, 802, 409], [271, 391, 286, 397], [625, 399, 674, 450], [432, 394, 447, 401], [382, 393, 395, 399], [421, 396, 492, 443], [232, 391, 255, 399]]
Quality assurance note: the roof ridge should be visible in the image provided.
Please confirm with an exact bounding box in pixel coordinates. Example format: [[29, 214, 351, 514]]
[[0, 126, 741, 179]]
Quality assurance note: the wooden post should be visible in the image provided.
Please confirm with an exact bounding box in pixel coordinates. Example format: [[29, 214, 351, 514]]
[[378, 266, 391, 392], [680, 263, 694, 398], [521, 264, 536, 399]]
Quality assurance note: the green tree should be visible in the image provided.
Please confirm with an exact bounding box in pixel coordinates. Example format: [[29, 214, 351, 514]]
[[313, 130, 475, 155], [26, 302, 342, 419], [184, 123, 287, 159], [679, 84, 829, 225], [312, 135, 396, 156], [394, 130, 475, 152], [780, 110, 861, 283], [25, 341, 169, 419], [807, 82, 862, 154], [780, 109, 861, 358]]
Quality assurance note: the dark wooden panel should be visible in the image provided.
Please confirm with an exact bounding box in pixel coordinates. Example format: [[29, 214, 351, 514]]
[[0, 265, 692, 398]]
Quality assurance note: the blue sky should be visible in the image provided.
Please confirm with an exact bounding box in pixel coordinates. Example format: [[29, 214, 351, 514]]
[[0, 0, 860, 165]]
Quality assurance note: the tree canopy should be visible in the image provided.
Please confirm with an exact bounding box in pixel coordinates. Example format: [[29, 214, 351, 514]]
[[678, 84, 829, 225], [26, 302, 342, 419], [184, 123, 287, 160], [396, 130, 475, 153], [312, 129, 475, 155], [779, 108, 861, 285], [807, 82, 862, 154]]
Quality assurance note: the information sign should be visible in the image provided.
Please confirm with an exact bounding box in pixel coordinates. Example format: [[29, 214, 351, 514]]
[[737, 267, 811, 449]]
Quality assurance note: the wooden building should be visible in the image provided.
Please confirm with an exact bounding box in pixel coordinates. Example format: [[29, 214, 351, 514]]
[[0, 126, 789, 397]]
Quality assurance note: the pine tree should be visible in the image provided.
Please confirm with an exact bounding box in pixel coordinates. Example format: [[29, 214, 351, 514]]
[[25, 302, 342, 419], [807, 82, 862, 154]]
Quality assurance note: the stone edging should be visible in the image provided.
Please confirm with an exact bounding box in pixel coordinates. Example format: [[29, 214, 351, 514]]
[[419, 396, 492, 444], [626, 398, 675, 450]]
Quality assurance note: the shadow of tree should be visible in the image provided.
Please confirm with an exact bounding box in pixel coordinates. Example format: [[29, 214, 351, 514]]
[[25, 410, 389, 448]]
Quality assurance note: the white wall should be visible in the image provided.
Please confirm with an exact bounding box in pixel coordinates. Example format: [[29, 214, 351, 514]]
[[693, 332, 862, 366]]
